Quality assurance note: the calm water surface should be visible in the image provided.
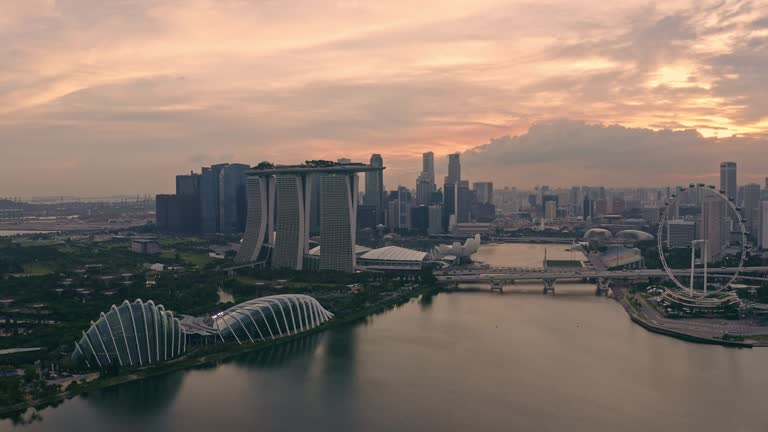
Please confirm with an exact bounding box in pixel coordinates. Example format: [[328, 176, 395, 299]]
[[4, 244, 768, 431]]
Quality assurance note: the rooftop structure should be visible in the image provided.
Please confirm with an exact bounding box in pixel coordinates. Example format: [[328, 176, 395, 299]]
[[615, 230, 655, 243], [357, 246, 430, 271]]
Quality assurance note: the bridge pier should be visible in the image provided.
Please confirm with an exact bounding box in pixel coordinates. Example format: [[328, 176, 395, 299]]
[[596, 278, 610, 296], [490, 280, 505, 293], [543, 279, 556, 295]]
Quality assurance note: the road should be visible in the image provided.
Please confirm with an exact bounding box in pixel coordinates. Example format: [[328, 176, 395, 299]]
[[435, 266, 768, 283]]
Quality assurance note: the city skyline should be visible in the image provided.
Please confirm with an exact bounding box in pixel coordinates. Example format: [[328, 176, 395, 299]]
[[2, 1, 768, 195]]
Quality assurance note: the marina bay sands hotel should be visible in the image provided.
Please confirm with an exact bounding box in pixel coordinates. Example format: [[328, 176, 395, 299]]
[[234, 162, 384, 272]]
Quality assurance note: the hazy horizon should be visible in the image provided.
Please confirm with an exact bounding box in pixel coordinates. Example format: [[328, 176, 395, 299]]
[[1, 0, 766, 196]]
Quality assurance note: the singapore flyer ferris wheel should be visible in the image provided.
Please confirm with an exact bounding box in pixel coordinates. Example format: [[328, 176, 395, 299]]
[[656, 183, 748, 297]]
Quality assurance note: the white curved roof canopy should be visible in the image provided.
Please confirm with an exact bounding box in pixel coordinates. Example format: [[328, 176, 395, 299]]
[[615, 230, 655, 241], [583, 228, 613, 241], [359, 246, 429, 262]]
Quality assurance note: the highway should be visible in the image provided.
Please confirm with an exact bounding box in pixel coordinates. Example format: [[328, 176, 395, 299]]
[[435, 266, 768, 283]]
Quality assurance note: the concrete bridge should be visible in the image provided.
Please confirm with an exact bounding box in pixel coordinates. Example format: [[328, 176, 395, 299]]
[[436, 266, 768, 295]]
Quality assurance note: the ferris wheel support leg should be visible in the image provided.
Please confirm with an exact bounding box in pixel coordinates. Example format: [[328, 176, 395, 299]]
[[703, 241, 708, 295], [690, 242, 696, 296]]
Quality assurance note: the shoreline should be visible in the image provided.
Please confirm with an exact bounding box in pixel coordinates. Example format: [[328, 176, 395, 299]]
[[0, 285, 436, 417], [611, 287, 755, 348], [3, 283, 763, 417]]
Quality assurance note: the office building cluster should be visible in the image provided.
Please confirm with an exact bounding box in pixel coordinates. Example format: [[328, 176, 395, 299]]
[[156, 163, 250, 235], [361, 152, 497, 236], [660, 162, 768, 263]]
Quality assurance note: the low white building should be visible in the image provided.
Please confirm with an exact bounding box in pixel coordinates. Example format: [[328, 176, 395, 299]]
[[357, 246, 430, 271]]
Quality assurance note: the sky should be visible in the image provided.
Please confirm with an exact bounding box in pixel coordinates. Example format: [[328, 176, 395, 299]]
[[1, 0, 767, 196]]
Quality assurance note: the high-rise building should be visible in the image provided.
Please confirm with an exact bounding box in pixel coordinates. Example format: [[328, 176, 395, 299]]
[[582, 196, 592, 219], [742, 183, 761, 235], [200, 164, 227, 234], [443, 181, 457, 231], [761, 201, 768, 250], [272, 175, 311, 270], [702, 194, 723, 263], [611, 197, 626, 214], [416, 175, 433, 206], [457, 180, 472, 223], [363, 154, 384, 223], [528, 194, 537, 210], [428, 205, 443, 235], [447, 153, 461, 184], [356, 205, 378, 230], [397, 186, 411, 229], [218, 163, 250, 234], [175, 172, 201, 233], [320, 174, 357, 272], [411, 205, 429, 232], [156, 194, 181, 232], [473, 182, 493, 204], [666, 220, 696, 248], [236, 175, 275, 264], [594, 199, 607, 216], [176, 172, 200, 196], [542, 195, 559, 214], [720, 162, 737, 200], [544, 200, 557, 220], [641, 207, 661, 225], [422, 152, 435, 183]]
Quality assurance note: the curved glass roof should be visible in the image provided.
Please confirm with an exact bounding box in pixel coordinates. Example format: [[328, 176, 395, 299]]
[[212, 294, 333, 344], [71, 299, 184, 369]]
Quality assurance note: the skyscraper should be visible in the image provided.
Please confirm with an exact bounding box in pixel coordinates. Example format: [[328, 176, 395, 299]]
[[473, 182, 493, 204], [320, 174, 357, 272], [428, 205, 443, 234], [545, 200, 557, 220], [272, 175, 311, 270], [447, 153, 461, 184], [720, 162, 737, 200], [396, 186, 411, 229], [761, 201, 768, 250], [200, 164, 228, 234], [582, 195, 592, 219], [235, 175, 275, 264], [422, 152, 435, 183], [742, 183, 761, 235], [702, 194, 723, 263], [175, 172, 201, 233], [457, 180, 472, 223], [416, 175, 433, 206], [218, 163, 250, 234], [364, 154, 384, 223], [443, 182, 456, 231]]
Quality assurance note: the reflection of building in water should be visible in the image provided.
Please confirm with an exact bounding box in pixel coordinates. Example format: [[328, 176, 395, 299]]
[[234, 332, 322, 369], [84, 369, 184, 417]]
